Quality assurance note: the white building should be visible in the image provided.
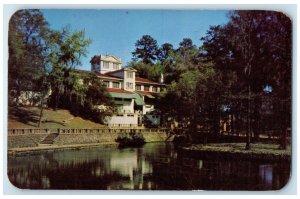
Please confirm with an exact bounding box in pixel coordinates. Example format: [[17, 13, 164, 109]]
[[90, 55, 165, 127]]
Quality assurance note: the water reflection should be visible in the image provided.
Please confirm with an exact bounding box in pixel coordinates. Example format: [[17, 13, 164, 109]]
[[7, 143, 290, 190]]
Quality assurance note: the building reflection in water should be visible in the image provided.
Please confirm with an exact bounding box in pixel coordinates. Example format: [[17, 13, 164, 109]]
[[7, 143, 290, 190], [108, 147, 152, 189]]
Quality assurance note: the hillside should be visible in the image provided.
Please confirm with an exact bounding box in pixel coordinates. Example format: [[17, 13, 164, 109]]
[[8, 106, 105, 129]]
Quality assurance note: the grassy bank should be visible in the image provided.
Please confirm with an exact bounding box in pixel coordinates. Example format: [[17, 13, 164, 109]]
[[8, 106, 105, 129], [179, 143, 291, 162]]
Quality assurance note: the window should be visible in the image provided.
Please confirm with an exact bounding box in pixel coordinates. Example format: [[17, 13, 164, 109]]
[[103, 61, 109, 69], [103, 81, 109, 88], [152, 86, 157, 92], [144, 85, 150, 91], [126, 71, 133, 78], [135, 84, 141, 91], [126, 82, 133, 89], [113, 63, 119, 70], [113, 82, 120, 88]]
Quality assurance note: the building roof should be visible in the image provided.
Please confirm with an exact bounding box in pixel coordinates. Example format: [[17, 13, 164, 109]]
[[135, 90, 156, 95], [135, 90, 157, 99], [135, 77, 165, 85], [74, 69, 164, 87], [90, 55, 122, 64], [105, 67, 137, 75], [106, 89, 145, 105], [105, 88, 134, 94], [133, 94, 144, 105], [95, 72, 123, 81], [74, 69, 123, 81], [74, 69, 93, 74]]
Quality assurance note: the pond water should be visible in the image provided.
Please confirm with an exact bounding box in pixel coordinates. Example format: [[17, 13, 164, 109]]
[[7, 143, 290, 190]]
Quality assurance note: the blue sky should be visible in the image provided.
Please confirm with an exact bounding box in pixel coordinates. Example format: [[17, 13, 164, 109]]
[[41, 10, 229, 70]]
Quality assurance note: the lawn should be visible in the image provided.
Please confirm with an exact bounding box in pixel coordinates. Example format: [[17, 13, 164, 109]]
[[183, 143, 291, 156], [8, 106, 106, 129]]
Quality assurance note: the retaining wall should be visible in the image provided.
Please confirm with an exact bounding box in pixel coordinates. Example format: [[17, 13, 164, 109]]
[[8, 134, 48, 148], [8, 128, 171, 149]]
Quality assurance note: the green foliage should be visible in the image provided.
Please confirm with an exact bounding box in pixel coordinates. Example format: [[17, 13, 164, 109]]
[[202, 11, 291, 97], [128, 61, 163, 82], [47, 26, 92, 109], [116, 132, 145, 147], [49, 69, 114, 123], [47, 26, 91, 68], [8, 9, 51, 103], [8, 9, 112, 125], [157, 43, 174, 63], [132, 35, 159, 64], [131, 35, 219, 134], [202, 11, 291, 148]]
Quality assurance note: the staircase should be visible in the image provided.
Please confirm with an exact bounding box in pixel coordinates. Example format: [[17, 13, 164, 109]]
[[40, 133, 59, 145]]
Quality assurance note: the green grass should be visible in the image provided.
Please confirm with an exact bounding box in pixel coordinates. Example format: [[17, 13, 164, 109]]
[[186, 143, 291, 156], [8, 106, 105, 129]]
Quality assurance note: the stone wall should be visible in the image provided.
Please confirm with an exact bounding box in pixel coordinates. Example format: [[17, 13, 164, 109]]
[[143, 131, 169, 142], [8, 129, 172, 149], [54, 131, 170, 145], [54, 132, 120, 145], [8, 134, 48, 148]]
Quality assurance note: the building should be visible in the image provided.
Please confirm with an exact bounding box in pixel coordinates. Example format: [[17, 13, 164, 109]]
[[90, 55, 165, 127]]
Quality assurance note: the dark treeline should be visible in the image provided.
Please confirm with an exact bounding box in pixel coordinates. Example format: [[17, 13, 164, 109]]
[[129, 11, 291, 150]]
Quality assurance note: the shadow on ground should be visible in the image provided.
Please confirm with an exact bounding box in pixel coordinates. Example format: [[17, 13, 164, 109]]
[[8, 106, 39, 127]]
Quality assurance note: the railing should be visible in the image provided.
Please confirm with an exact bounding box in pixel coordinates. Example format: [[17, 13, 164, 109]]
[[108, 124, 143, 128], [8, 128, 167, 135], [8, 128, 50, 135]]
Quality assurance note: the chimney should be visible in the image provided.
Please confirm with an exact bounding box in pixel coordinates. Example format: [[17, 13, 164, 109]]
[[159, 73, 164, 83]]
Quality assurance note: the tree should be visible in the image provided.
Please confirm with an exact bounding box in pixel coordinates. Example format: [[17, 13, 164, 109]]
[[157, 43, 174, 63], [77, 72, 114, 123], [201, 11, 292, 149], [163, 39, 199, 84], [128, 61, 163, 82], [156, 38, 217, 142], [132, 35, 159, 64], [178, 38, 195, 50], [8, 9, 50, 105], [47, 27, 91, 109], [176, 38, 198, 65]]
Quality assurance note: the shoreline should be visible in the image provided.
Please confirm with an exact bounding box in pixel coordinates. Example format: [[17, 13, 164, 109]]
[[8, 142, 118, 156], [178, 143, 291, 162], [9, 141, 291, 163]]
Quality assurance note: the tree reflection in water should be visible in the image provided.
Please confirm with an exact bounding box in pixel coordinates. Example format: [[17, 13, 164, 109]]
[[8, 143, 290, 190]]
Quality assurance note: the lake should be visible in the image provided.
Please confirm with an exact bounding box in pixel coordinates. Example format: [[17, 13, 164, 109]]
[[7, 142, 290, 190]]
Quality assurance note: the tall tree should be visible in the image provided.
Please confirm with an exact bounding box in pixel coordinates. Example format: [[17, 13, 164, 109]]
[[47, 27, 91, 109], [157, 43, 174, 63], [202, 11, 292, 149], [178, 38, 195, 50], [132, 35, 159, 64], [8, 9, 50, 105]]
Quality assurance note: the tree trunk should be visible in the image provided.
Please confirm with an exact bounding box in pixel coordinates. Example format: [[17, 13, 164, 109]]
[[279, 100, 288, 150], [245, 84, 251, 150], [279, 127, 287, 150], [253, 96, 261, 142], [231, 114, 235, 135], [38, 99, 44, 128]]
